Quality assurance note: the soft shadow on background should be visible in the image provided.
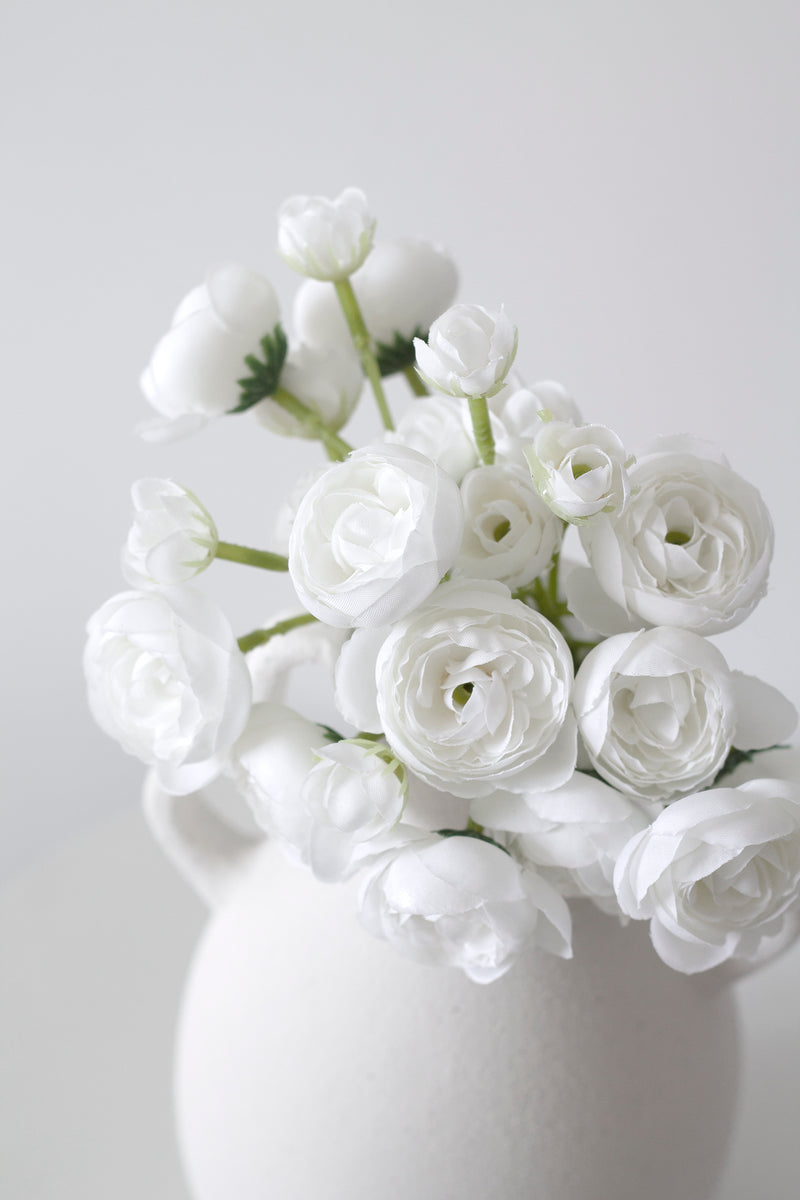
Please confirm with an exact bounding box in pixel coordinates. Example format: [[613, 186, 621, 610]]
[[3, 1, 799, 1196]]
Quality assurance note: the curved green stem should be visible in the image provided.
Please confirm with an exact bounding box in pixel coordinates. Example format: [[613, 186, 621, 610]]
[[216, 542, 289, 572], [334, 278, 394, 430], [237, 612, 318, 653], [468, 394, 495, 464], [270, 386, 353, 460], [403, 365, 428, 397]]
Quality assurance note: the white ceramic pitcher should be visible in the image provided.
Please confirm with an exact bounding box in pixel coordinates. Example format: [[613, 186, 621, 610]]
[[144, 771, 752, 1200]]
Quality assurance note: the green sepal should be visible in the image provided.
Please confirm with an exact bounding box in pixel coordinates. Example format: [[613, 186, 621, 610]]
[[317, 724, 345, 744], [231, 324, 289, 414], [436, 828, 511, 856], [712, 744, 788, 787], [375, 327, 425, 377]]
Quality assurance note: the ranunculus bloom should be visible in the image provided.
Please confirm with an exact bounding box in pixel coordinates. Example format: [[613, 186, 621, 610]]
[[84, 587, 252, 795], [277, 187, 375, 281], [574, 436, 774, 635], [573, 628, 797, 806], [366, 580, 576, 799], [358, 834, 572, 983], [478, 772, 650, 915], [384, 394, 479, 482], [614, 779, 800, 973], [414, 303, 518, 399], [139, 262, 282, 442], [450, 464, 562, 589], [121, 478, 218, 588], [302, 739, 408, 882], [253, 342, 362, 437], [288, 444, 464, 628], [293, 237, 458, 352], [231, 701, 334, 862], [525, 420, 631, 523]]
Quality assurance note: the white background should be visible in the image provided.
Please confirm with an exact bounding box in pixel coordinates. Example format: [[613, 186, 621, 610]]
[[3, 0, 799, 1195]]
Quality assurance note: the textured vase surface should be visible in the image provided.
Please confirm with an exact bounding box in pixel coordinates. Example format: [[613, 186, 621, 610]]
[[171, 835, 739, 1200]]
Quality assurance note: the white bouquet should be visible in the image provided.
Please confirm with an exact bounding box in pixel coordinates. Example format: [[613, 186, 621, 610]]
[[85, 187, 799, 983]]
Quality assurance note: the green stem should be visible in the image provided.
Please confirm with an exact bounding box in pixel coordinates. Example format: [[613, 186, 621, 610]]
[[403, 365, 428, 397], [514, 558, 600, 670], [237, 612, 318, 653], [215, 542, 289, 572], [271, 386, 353, 460], [468, 394, 495, 464], [334, 278, 394, 430]]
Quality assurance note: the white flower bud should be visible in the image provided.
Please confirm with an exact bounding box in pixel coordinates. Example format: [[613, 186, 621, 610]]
[[293, 237, 458, 352], [231, 702, 333, 863], [277, 187, 376, 281], [253, 343, 363, 437], [122, 478, 218, 588], [525, 420, 631, 524], [384, 394, 479, 481], [414, 303, 518, 399], [139, 263, 282, 442], [302, 739, 408, 882]]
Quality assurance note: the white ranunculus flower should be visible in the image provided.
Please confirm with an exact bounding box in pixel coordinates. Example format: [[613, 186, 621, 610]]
[[84, 587, 252, 795], [293, 237, 459, 354], [288, 444, 464, 628], [277, 187, 375, 281], [490, 380, 583, 468], [121, 478, 218, 588], [450, 464, 563, 589], [414, 304, 518, 399], [477, 772, 651, 914], [358, 834, 573, 983], [614, 778, 800, 973], [139, 262, 282, 442], [253, 342, 362, 437], [574, 628, 797, 806], [525, 420, 631, 523], [576, 436, 774, 635], [370, 580, 577, 799], [302, 739, 408, 882], [231, 701, 334, 862], [384, 394, 479, 482]]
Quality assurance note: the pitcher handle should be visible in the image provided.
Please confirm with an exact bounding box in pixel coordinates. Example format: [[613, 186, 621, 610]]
[[143, 770, 265, 910]]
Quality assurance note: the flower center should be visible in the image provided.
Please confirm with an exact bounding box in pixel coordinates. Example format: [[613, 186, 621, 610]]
[[492, 518, 511, 542], [665, 529, 691, 546], [452, 682, 474, 707]]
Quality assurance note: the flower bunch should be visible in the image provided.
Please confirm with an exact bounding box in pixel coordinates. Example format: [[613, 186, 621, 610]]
[[86, 187, 798, 982]]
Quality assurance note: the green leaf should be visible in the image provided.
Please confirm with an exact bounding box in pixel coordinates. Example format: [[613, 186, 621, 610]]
[[230, 324, 289, 414], [374, 327, 425, 377]]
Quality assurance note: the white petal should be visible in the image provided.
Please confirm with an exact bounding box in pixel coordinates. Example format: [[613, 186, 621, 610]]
[[564, 565, 640, 637], [732, 671, 799, 749]]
